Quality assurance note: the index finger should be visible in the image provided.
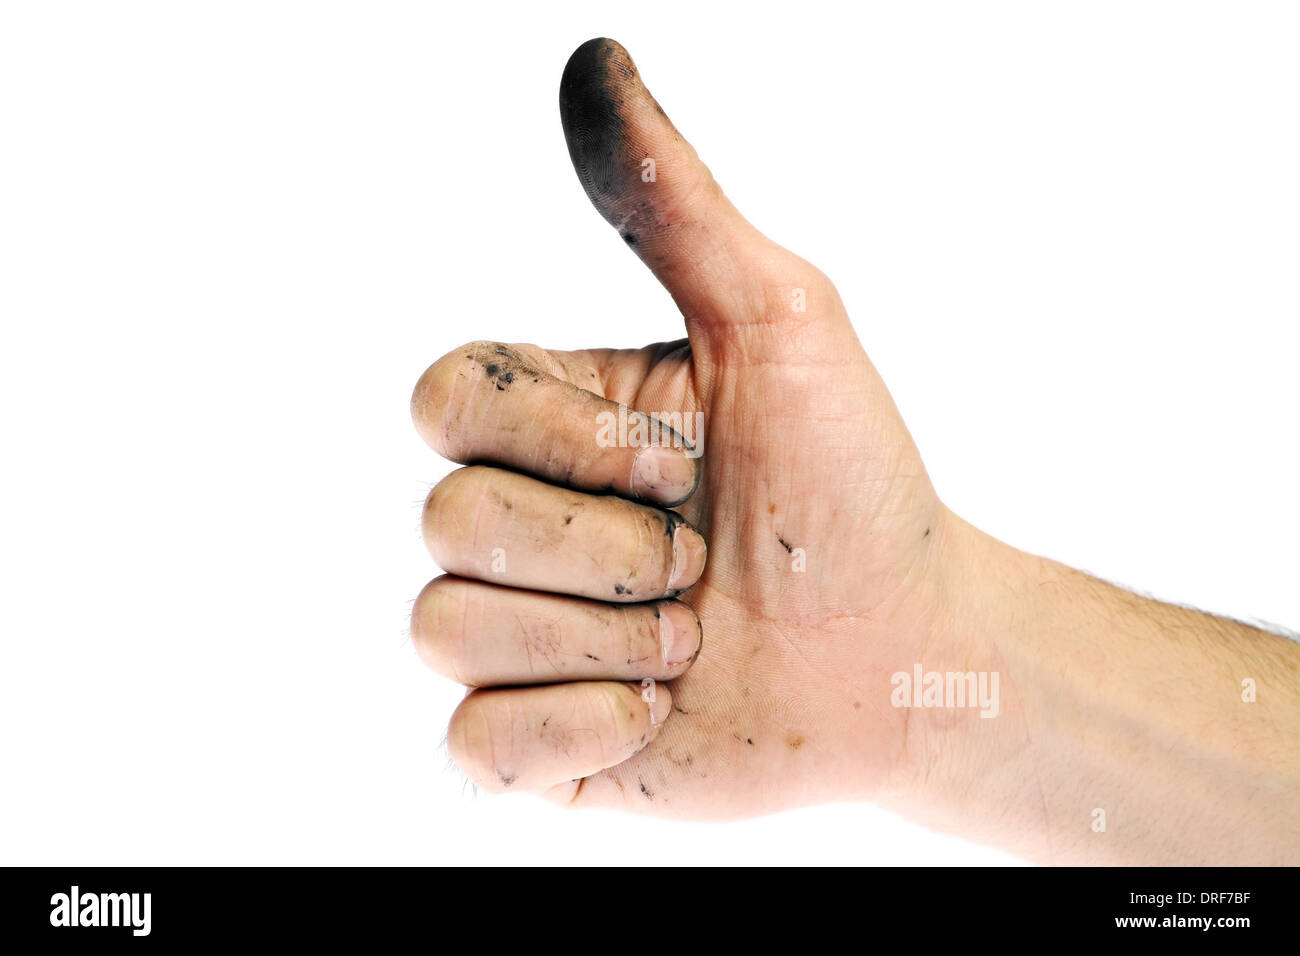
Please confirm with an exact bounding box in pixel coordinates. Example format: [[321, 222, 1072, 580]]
[[412, 340, 700, 507]]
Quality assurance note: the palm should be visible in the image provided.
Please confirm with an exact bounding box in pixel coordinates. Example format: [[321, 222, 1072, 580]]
[[547, 312, 942, 815]]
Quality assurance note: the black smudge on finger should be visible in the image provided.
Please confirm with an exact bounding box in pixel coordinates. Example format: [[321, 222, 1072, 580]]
[[558, 36, 670, 252], [559, 38, 630, 217]]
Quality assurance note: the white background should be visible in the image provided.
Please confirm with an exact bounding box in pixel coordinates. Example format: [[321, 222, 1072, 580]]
[[2, 1, 1296, 865]]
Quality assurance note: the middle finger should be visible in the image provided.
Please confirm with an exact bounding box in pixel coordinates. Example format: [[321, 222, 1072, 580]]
[[422, 465, 707, 602]]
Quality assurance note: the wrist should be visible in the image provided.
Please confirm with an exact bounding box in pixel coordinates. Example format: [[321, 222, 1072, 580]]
[[882, 513, 1120, 857], [888, 509, 1300, 863], [874, 511, 1028, 823]]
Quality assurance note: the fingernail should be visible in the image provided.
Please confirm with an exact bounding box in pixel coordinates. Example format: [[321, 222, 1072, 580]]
[[640, 679, 673, 727], [631, 445, 697, 505], [667, 523, 707, 593], [659, 602, 702, 667]]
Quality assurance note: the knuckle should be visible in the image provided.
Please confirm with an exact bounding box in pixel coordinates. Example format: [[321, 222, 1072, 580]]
[[613, 507, 673, 598], [447, 694, 507, 792], [754, 256, 840, 318], [410, 576, 470, 684], [411, 341, 503, 459], [649, 513, 677, 585], [601, 684, 640, 747], [421, 467, 486, 562]]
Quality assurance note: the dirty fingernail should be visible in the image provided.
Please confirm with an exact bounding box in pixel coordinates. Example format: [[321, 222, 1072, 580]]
[[659, 602, 702, 667], [631, 444, 697, 505], [638, 679, 673, 727], [667, 523, 707, 593]]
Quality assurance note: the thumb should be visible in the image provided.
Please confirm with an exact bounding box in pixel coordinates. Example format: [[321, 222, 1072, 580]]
[[559, 38, 843, 347]]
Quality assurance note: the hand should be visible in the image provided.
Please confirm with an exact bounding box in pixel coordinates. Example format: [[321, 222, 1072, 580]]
[[410, 37, 946, 813], [411, 39, 1300, 862]]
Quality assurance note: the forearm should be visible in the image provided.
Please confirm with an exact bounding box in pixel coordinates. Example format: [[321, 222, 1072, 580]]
[[894, 512, 1300, 864]]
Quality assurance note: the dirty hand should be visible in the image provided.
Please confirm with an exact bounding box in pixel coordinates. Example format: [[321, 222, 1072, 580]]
[[409, 40, 1300, 863], [410, 37, 946, 815]]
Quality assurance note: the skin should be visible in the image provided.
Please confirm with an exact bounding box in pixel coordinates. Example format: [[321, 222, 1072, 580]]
[[410, 38, 1300, 863]]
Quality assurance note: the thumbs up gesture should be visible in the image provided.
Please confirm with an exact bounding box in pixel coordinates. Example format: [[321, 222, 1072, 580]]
[[411, 39, 949, 813]]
